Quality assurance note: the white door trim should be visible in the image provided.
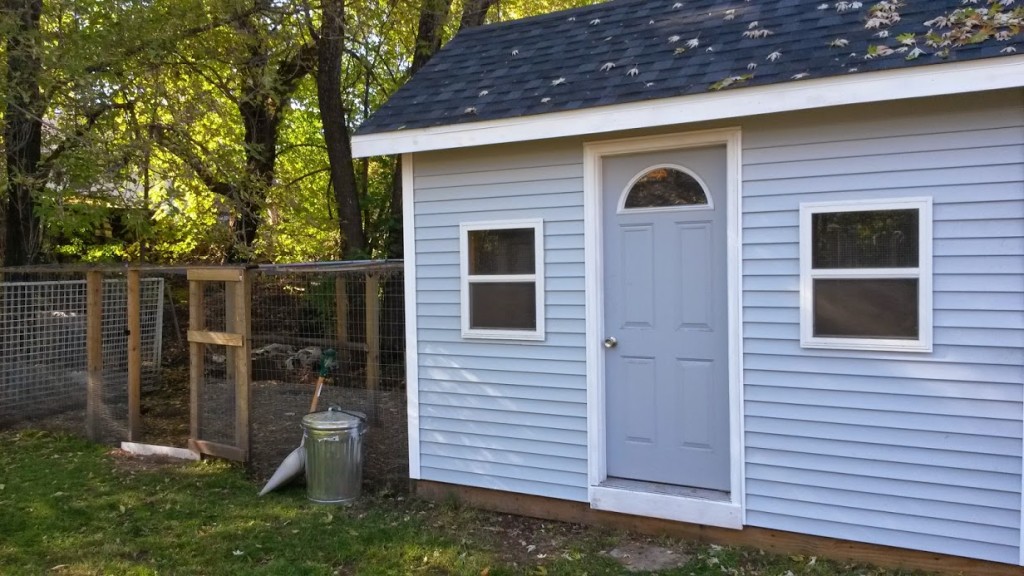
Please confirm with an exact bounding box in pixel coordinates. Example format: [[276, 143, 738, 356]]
[[583, 128, 745, 529]]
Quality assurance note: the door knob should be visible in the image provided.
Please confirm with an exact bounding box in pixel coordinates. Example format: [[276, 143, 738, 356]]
[[603, 337, 618, 349]]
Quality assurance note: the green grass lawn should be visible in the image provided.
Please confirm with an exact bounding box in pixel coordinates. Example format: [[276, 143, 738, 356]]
[[0, 429, 930, 576]]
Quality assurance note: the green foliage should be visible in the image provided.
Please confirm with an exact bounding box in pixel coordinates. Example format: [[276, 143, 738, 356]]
[[0, 0, 604, 265]]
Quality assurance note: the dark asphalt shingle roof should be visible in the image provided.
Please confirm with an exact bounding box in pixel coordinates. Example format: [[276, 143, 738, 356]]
[[357, 0, 1022, 135]]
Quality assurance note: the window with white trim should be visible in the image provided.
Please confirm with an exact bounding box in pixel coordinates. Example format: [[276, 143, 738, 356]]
[[800, 198, 932, 352], [460, 219, 545, 340]]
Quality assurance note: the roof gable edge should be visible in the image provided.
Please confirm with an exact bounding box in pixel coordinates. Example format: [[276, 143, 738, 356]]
[[352, 55, 1024, 158]]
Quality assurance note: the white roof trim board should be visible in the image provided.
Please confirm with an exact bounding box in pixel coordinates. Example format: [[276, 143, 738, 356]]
[[352, 54, 1024, 158]]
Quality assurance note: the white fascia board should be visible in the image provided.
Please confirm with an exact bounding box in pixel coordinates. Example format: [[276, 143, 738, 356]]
[[352, 55, 1024, 158]]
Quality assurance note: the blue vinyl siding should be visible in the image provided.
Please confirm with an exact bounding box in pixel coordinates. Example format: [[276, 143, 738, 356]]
[[413, 140, 589, 502], [409, 89, 1024, 564], [740, 90, 1024, 564]]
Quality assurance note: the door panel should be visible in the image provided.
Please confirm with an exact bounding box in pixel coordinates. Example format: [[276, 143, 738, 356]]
[[602, 145, 729, 492], [621, 226, 656, 328], [676, 359, 714, 449], [676, 223, 714, 331]]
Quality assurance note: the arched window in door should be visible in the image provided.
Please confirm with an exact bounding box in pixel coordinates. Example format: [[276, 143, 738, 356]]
[[620, 164, 712, 211]]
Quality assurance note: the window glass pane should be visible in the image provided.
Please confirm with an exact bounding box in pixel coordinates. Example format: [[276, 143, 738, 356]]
[[470, 282, 536, 330], [813, 279, 918, 339], [812, 209, 918, 269], [624, 167, 708, 209], [468, 228, 535, 275]]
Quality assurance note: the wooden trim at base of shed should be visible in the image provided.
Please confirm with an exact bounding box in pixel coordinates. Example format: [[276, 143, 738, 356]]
[[415, 480, 1024, 576]]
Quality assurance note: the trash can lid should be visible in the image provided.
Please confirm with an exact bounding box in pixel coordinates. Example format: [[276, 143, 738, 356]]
[[302, 407, 366, 431]]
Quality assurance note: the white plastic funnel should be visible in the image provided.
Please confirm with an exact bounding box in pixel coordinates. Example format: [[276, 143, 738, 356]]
[[258, 444, 304, 496]]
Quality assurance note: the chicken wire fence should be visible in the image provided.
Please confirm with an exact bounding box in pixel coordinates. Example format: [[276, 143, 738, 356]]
[[242, 262, 407, 488], [0, 269, 170, 443], [1, 262, 408, 490]]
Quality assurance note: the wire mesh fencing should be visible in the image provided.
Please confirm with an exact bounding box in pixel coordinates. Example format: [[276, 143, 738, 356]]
[[1, 261, 409, 491], [247, 261, 407, 489], [0, 273, 88, 425], [137, 269, 191, 448], [0, 268, 170, 443]]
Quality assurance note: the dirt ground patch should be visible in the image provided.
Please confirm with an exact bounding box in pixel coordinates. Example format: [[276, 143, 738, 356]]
[[405, 500, 697, 573], [7, 371, 408, 494], [107, 448, 192, 475], [246, 378, 407, 488], [604, 542, 691, 572]]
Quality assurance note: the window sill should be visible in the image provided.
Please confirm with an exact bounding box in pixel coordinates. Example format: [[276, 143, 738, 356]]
[[801, 337, 932, 353], [461, 329, 546, 342]]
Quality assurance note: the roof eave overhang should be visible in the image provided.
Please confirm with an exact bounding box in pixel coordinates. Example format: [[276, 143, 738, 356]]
[[352, 54, 1024, 158]]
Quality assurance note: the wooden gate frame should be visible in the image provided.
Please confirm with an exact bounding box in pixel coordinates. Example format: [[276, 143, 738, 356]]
[[187, 267, 252, 461], [83, 269, 143, 442]]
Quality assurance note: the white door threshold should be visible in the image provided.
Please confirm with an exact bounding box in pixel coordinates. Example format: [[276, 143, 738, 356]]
[[590, 482, 743, 529]]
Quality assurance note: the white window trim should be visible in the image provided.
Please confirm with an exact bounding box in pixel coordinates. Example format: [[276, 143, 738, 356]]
[[799, 197, 933, 353], [460, 219, 546, 341], [617, 163, 714, 214]]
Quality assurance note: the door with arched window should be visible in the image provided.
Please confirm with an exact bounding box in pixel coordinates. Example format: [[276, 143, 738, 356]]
[[601, 144, 730, 493]]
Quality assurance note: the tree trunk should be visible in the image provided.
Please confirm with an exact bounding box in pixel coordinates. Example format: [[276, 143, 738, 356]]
[[317, 0, 365, 260], [410, 0, 454, 75], [385, 0, 493, 260], [388, 0, 454, 259], [459, 0, 498, 30], [223, 1, 313, 262], [231, 98, 277, 262], [3, 0, 44, 266]]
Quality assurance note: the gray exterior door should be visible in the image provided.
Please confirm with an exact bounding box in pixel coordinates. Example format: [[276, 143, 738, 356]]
[[602, 145, 730, 491]]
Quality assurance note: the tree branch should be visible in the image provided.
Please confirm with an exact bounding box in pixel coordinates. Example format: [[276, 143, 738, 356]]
[[274, 42, 318, 100], [149, 123, 237, 199], [38, 102, 134, 181]]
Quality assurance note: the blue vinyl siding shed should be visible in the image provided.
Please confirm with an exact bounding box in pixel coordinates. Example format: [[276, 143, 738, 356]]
[[414, 140, 590, 502], [353, 0, 1024, 569]]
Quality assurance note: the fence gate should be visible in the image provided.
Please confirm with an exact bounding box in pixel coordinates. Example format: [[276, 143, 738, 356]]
[[187, 267, 251, 461]]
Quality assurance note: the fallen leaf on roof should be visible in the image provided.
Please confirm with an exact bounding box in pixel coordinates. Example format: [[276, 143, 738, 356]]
[[709, 73, 753, 91]]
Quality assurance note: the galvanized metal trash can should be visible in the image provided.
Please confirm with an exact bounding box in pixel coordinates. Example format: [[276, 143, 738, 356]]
[[302, 407, 367, 504]]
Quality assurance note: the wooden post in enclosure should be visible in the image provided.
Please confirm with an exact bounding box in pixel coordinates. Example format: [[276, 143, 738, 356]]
[[85, 271, 103, 441], [126, 269, 142, 442], [186, 267, 252, 461], [335, 278, 349, 347], [231, 271, 252, 458], [188, 278, 205, 454], [365, 273, 381, 397]]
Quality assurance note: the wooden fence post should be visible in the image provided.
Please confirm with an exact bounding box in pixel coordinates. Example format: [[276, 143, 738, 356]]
[[85, 271, 103, 442], [233, 270, 252, 459], [335, 276, 349, 347], [127, 269, 142, 442], [365, 273, 380, 396], [188, 278, 205, 453]]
